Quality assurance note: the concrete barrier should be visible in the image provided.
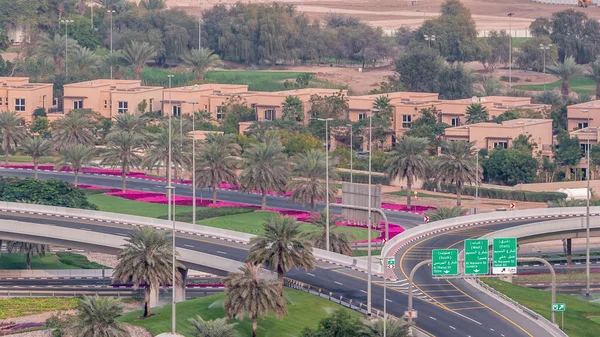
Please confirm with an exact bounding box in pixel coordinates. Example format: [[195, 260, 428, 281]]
[[0, 269, 113, 279]]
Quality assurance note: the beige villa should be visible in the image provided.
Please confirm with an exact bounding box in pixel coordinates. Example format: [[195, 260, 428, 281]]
[[0, 77, 54, 123]]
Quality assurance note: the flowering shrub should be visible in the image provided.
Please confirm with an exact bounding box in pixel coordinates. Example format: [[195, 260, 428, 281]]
[[381, 203, 436, 214]]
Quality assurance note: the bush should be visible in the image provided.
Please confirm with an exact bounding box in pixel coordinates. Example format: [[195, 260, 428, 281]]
[[338, 171, 390, 185], [55, 252, 106, 269], [157, 207, 254, 222], [499, 76, 520, 82], [0, 177, 98, 210], [422, 181, 567, 202]]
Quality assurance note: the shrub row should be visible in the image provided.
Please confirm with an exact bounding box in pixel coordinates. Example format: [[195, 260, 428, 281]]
[[338, 172, 390, 185], [421, 181, 567, 202], [55, 252, 106, 269], [0, 177, 98, 210]]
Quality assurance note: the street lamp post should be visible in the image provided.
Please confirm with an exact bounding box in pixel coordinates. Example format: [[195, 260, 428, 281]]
[[583, 109, 591, 298], [107, 10, 116, 79], [60, 20, 73, 77], [314, 118, 334, 250], [167, 74, 177, 333], [347, 123, 353, 184], [539, 44, 553, 92], [188, 101, 199, 224], [508, 12, 515, 89], [367, 108, 380, 316], [199, 18, 203, 49], [424, 34, 435, 49]]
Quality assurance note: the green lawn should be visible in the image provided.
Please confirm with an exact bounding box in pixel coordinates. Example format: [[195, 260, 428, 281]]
[[0, 252, 104, 270], [0, 297, 79, 319], [352, 249, 382, 257], [120, 288, 361, 336], [514, 75, 595, 96], [516, 271, 600, 283], [390, 190, 468, 200], [203, 70, 346, 92], [87, 194, 195, 218], [482, 278, 600, 337], [6, 156, 55, 163], [512, 37, 529, 48]]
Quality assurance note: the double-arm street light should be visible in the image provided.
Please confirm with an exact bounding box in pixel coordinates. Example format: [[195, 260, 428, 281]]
[[60, 20, 74, 77], [424, 34, 435, 49], [539, 43, 553, 92], [313, 117, 334, 251]]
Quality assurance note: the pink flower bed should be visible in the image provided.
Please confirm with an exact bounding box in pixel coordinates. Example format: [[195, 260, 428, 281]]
[[336, 220, 405, 243], [77, 184, 120, 192], [381, 203, 436, 214]]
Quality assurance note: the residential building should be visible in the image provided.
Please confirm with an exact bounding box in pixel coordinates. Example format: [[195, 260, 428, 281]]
[[569, 127, 598, 179], [0, 77, 54, 122], [443, 118, 553, 155], [566, 100, 600, 131], [63, 79, 163, 118], [162, 84, 249, 119]]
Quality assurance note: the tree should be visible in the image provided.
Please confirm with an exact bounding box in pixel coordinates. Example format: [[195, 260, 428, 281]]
[[101, 131, 145, 191], [140, 0, 166, 10], [189, 316, 237, 337], [69, 47, 101, 79], [492, 109, 543, 123], [515, 36, 557, 72], [549, 9, 600, 64], [121, 41, 157, 79], [0, 111, 27, 165], [435, 141, 479, 206], [465, 103, 489, 124], [195, 134, 240, 203], [547, 56, 583, 100], [36, 34, 78, 72], [554, 130, 583, 179], [483, 148, 538, 185], [300, 309, 363, 337], [112, 226, 181, 318], [435, 62, 474, 100], [529, 17, 551, 37], [240, 133, 289, 210], [308, 211, 353, 255], [589, 59, 600, 99], [373, 96, 393, 127], [479, 30, 510, 71], [359, 319, 410, 337], [308, 91, 349, 119], [20, 136, 53, 179], [281, 96, 304, 122], [425, 207, 464, 221], [474, 75, 502, 97], [246, 214, 315, 288], [289, 149, 338, 214], [142, 122, 190, 178], [385, 137, 429, 207], [181, 48, 221, 80], [5, 241, 48, 270], [51, 109, 97, 150], [220, 95, 256, 134], [512, 134, 537, 153], [112, 112, 148, 135], [223, 263, 287, 337], [74, 296, 127, 337], [57, 144, 96, 186], [103, 51, 125, 79], [394, 47, 443, 92]]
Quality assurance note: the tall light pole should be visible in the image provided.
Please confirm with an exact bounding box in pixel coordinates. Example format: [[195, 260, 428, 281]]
[[167, 74, 177, 333], [347, 123, 353, 184], [60, 20, 73, 77], [475, 150, 479, 214], [539, 43, 553, 92], [107, 10, 115, 79], [424, 34, 435, 49], [508, 12, 515, 89], [199, 18, 203, 50], [91, 7, 94, 28], [314, 117, 334, 250], [188, 101, 199, 224], [367, 108, 380, 316], [583, 109, 591, 298]]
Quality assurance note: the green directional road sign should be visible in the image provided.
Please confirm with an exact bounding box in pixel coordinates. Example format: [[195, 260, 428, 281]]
[[552, 303, 566, 312], [493, 238, 517, 274], [387, 258, 395, 269], [432, 249, 458, 276], [464, 239, 489, 275]]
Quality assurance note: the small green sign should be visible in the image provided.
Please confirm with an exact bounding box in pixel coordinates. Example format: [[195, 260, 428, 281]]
[[464, 239, 489, 275], [492, 238, 517, 274], [552, 303, 566, 312], [432, 249, 458, 276], [387, 258, 395, 269]]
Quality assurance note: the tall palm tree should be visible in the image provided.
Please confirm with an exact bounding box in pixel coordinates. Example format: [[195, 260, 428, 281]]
[[589, 59, 600, 99], [20, 136, 53, 179], [121, 41, 157, 80], [289, 149, 338, 214], [359, 318, 410, 337], [281, 96, 304, 122], [308, 211, 353, 255], [425, 206, 464, 221], [223, 263, 287, 337], [51, 109, 96, 150], [195, 134, 240, 203], [103, 51, 125, 79], [112, 226, 182, 317], [5, 241, 49, 270], [112, 112, 148, 135], [373, 95, 393, 126], [70, 47, 102, 79], [75, 296, 127, 337], [181, 48, 221, 80], [384, 137, 430, 208], [547, 56, 583, 99], [139, 0, 166, 10], [36, 34, 78, 72], [188, 316, 237, 337], [142, 122, 190, 179], [241, 133, 289, 210], [435, 141, 480, 207], [57, 144, 96, 186], [0, 111, 27, 165], [101, 131, 145, 191], [246, 214, 315, 287]]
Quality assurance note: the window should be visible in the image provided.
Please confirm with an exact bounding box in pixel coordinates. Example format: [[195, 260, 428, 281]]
[[73, 100, 83, 110], [264, 109, 275, 121], [358, 113, 366, 120], [203, 104, 208, 111], [493, 141, 508, 149], [451, 118, 460, 127], [103, 100, 108, 109], [0, 97, 3, 106], [117, 101, 128, 114], [581, 143, 591, 153], [402, 114, 412, 128], [149, 99, 154, 112], [172, 105, 181, 117], [15, 98, 25, 112], [577, 122, 589, 129], [216, 106, 224, 120], [53, 98, 58, 107]]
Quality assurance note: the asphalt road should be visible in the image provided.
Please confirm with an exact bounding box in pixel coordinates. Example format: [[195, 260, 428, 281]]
[[0, 169, 554, 336]]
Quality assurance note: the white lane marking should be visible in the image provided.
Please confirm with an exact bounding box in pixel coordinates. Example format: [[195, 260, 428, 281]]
[[429, 316, 436, 320], [216, 251, 227, 255], [48, 282, 62, 284], [360, 290, 368, 294], [334, 281, 343, 286], [449, 326, 456, 330], [386, 299, 393, 302], [501, 334, 505, 337], [306, 273, 315, 277], [490, 328, 494, 331], [79, 227, 91, 231], [115, 232, 128, 236], [451, 311, 482, 325], [184, 244, 194, 248]]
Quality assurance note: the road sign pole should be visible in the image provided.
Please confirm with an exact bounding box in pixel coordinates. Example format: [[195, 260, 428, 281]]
[[520, 257, 556, 324], [384, 272, 387, 337], [562, 311, 564, 330], [408, 259, 431, 328]]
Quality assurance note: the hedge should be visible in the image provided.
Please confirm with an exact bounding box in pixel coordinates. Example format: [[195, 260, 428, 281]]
[[0, 177, 98, 210], [421, 181, 567, 202], [338, 171, 390, 185]]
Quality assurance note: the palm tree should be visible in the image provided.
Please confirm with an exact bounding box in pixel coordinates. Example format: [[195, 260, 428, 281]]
[[308, 211, 353, 255], [188, 316, 237, 337], [51, 109, 96, 150], [103, 51, 125, 79], [195, 134, 240, 203], [435, 141, 480, 207], [5, 241, 49, 270], [57, 144, 96, 187], [425, 207, 464, 221], [101, 131, 145, 191], [384, 137, 429, 208], [70, 47, 102, 79], [112, 226, 182, 317], [75, 296, 127, 337], [181, 48, 221, 80], [0, 111, 27, 165], [241, 133, 289, 210], [465, 103, 489, 124], [112, 112, 148, 135], [373, 96, 393, 126], [121, 41, 157, 80], [289, 149, 338, 214], [142, 122, 190, 179], [20, 136, 53, 179], [547, 56, 582, 99], [589, 59, 600, 99], [359, 318, 410, 337], [36, 34, 78, 72], [246, 214, 315, 287], [140, 0, 166, 10], [93, 0, 121, 9], [281, 96, 304, 122], [223, 263, 287, 337]]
